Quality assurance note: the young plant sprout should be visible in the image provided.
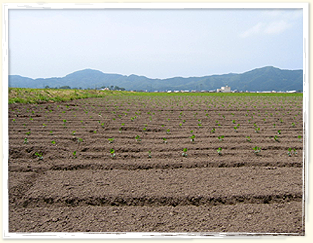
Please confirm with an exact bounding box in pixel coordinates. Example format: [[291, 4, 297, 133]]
[[51, 140, 56, 145], [293, 148, 298, 155], [217, 147, 222, 155], [148, 150, 152, 158], [73, 151, 77, 158], [234, 126, 238, 132], [110, 149, 116, 158], [23, 138, 28, 144], [255, 127, 260, 133], [182, 148, 188, 157], [135, 135, 141, 142], [218, 135, 224, 141], [108, 138, 114, 144], [211, 128, 216, 133], [190, 134, 196, 142], [35, 152, 43, 160], [277, 130, 281, 134], [162, 138, 167, 144], [298, 135, 302, 141], [246, 136, 251, 142], [252, 146, 261, 155], [166, 129, 171, 134], [273, 135, 279, 142], [72, 131, 76, 136], [287, 148, 292, 157]]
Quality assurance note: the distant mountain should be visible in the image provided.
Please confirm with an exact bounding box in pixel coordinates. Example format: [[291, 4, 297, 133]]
[[9, 66, 303, 92]]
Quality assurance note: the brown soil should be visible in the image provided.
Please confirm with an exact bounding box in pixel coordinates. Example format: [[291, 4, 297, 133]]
[[8, 95, 304, 234]]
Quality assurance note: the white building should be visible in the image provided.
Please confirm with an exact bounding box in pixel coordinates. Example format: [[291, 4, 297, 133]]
[[217, 85, 231, 93]]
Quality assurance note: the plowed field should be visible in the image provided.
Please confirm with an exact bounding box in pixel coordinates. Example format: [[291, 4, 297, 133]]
[[8, 93, 304, 234]]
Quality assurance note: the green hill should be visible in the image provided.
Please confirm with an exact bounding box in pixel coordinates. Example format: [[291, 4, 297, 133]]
[[9, 66, 303, 92]]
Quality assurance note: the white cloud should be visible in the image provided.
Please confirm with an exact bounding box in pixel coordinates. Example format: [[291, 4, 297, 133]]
[[239, 9, 301, 38], [239, 22, 263, 38], [264, 20, 291, 34]]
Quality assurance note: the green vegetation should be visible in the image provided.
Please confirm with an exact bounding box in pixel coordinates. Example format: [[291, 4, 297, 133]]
[[252, 146, 261, 155], [110, 148, 116, 158], [9, 88, 133, 104], [9, 88, 303, 104], [217, 147, 222, 155], [35, 152, 43, 160], [182, 148, 188, 157]]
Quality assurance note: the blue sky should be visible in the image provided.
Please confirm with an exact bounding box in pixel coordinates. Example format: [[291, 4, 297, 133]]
[[9, 8, 303, 79]]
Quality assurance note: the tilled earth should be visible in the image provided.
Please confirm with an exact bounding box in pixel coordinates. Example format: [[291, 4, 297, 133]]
[[8, 94, 304, 234]]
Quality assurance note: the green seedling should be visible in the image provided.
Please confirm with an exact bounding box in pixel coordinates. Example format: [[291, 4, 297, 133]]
[[293, 148, 298, 155], [255, 127, 260, 133], [166, 129, 171, 134], [23, 138, 28, 144], [217, 147, 222, 155], [42, 123, 46, 127], [162, 138, 167, 144], [77, 137, 83, 143], [232, 120, 236, 124], [277, 130, 281, 134], [35, 152, 43, 160], [73, 151, 77, 158], [148, 150, 152, 158], [234, 126, 238, 132], [246, 136, 251, 142], [12, 118, 16, 122], [211, 128, 216, 133], [135, 135, 141, 142], [298, 135, 302, 141], [182, 148, 188, 157], [252, 146, 261, 155], [108, 138, 114, 144], [51, 140, 56, 145], [273, 123, 276, 128], [49, 131, 53, 135], [110, 148, 116, 158], [273, 135, 279, 142], [72, 131, 76, 136], [292, 122, 296, 127], [218, 135, 224, 141], [26, 131, 31, 136], [119, 127, 122, 133], [190, 134, 196, 142]]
